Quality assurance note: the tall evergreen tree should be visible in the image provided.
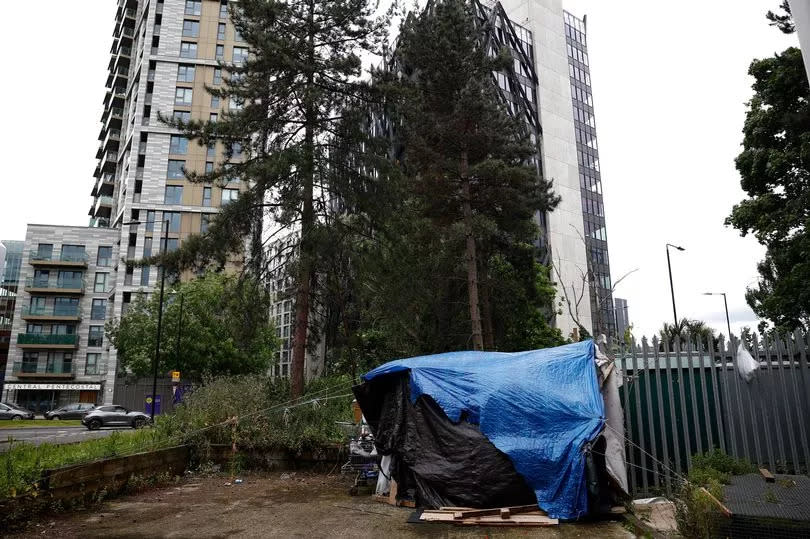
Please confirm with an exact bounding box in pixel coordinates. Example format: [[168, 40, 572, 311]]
[[387, 0, 560, 350], [160, 0, 389, 396]]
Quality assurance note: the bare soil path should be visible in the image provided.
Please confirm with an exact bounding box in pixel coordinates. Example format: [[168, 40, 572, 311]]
[[9, 472, 633, 538]]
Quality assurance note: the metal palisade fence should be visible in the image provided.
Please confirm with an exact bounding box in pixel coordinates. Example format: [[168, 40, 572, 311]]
[[615, 331, 810, 497]]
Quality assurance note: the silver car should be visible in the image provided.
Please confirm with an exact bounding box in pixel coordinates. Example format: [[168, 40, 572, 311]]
[[81, 405, 150, 430]]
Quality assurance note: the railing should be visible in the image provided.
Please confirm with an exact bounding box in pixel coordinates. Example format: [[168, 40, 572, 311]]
[[17, 334, 79, 346], [29, 251, 89, 264], [96, 195, 114, 207], [12, 361, 76, 376], [21, 306, 81, 318], [24, 278, 85, 291]]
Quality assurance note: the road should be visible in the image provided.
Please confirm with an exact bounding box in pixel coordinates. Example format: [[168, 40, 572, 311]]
[[0, 425, 129, 451]]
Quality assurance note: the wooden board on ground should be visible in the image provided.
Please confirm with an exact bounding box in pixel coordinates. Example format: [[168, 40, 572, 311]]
[[759, 468, 775, 483], [421, 505, 557, 527]]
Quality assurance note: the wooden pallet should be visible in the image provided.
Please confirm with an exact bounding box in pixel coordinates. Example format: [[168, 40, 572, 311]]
[[420, 505, 558, 527]]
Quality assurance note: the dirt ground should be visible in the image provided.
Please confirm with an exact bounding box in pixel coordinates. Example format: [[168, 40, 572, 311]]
[[10, 472, 634, 538]]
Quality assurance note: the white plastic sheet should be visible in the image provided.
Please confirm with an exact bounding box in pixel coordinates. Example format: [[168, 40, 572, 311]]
[[736, 343, 759, 383]]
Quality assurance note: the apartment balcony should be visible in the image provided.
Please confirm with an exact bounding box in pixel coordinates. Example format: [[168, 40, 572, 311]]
[[120, 7, 136, 26], [93, 195, 114, 218], [101, 150, 118, 173], [103, 128, 121, 151], [24, 278, 85, 295], [16, 334, 79, 350], [117, 25, 135, 41], [103, 107, 124, 132], [98, 172, 115, 197], [12, 360, 76, 378], [29, 252, 88, 268], [20, 305, 82, 322], [89, 217, 111, 228]]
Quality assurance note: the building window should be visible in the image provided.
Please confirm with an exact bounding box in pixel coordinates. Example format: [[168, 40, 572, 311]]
[[180, 42, 198, 59], [140, 266, 151, 286], [209, 112, 218, 123], [211, 96, 220, 108], [201, 214, 210, 233], [96, 246, 112, 267], [61, 245, 86, 262], [221, 189, 239, 205], [165, 239, 179, 252], [234, 27, 244, 42], [182, 20, 200, 38], [91, 299, 107, 320], [205, 161, 214, 174], [94, 273, 107, 293], [213, 68, 222, 85], [36, 244, 53, 260], [217, 23, 226, 40], [143, 237, 153, 259], [175, 87, 193, 106], [164, 185, 183, 205], [164, 212, 181, 233], [85, 353, 100, 375], [220, 1, 228, 18], [185, 0, 202, 16], [167, 160, 185, 179], [202, 187, 212, 207], [232, 47, 248, 64], [177, 64, 195, 82], [88, 326, 104, 348], [146, 210, 156, 232], [170, 135, 189, 154], [57, 270, 83, 288], [207, 144, 216, 159], [215, 44, 224, 60], [173, 110, 191, 122], [228, 98, 242, 111]]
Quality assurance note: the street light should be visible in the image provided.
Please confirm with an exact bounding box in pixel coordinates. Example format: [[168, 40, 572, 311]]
[[150, 219, 171, 422], [703, 292, 732, 341], [666, 243, 685, 327]]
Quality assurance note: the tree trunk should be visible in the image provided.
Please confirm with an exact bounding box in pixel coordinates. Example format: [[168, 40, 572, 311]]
[[291, 0, 317, 399], [461, 150, 484, 351], [480, 271, 495, 350]]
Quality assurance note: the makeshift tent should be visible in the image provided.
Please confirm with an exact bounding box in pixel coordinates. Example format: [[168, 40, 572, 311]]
[[354, 340, 628, 520]]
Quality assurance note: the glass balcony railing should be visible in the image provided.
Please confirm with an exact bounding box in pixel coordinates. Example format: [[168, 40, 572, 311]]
[[17, 334, 79, 346], [13, 361, 76, 376], [29, 251, 89, 264], [21, 306, 81, 318], [24, 278, 85, 291]]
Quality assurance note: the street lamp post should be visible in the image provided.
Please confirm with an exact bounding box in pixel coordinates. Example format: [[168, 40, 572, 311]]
[[151, 219, 170, 422], [175, 293, 184, 369], [666, 243, 686, 327], [703, 292, 732, 341]]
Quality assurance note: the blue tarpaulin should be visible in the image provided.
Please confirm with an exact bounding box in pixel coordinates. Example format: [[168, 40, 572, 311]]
[[362, 340, 605, 519]]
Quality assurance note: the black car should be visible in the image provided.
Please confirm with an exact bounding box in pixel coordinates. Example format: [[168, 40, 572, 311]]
[[45, 403, 96, 420], [81, 405, 150, 430], [0, 402, 35, 420]]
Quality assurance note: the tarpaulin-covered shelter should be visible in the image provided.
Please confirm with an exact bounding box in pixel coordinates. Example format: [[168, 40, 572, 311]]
[[353, 340, 628, 520]]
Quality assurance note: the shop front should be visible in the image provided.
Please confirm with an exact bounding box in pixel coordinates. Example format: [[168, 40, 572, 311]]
[[2, 382, 102, 413]]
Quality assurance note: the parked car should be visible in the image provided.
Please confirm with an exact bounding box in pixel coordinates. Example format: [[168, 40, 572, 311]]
[[45, 403, 96, 420], [0, 402, 35, 420], [81, 405, 150, 430]]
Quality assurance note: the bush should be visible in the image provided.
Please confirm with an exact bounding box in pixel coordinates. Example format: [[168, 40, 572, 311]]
[[675, 450, 756, 537], [157, 374, 354, 454]]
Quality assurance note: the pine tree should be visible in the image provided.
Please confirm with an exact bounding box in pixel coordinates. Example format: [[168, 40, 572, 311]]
[[387, 0, 560, 350], [160, 0, 389, 397]]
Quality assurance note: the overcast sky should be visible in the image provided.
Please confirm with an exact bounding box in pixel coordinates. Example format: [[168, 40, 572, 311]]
[[0, 1, 800, 339]]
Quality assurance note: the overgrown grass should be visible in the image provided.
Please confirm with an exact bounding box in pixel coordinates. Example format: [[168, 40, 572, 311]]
[[0, 375, 354, 500], [0, 420, 82, 429], [1, 428, 173, 498], [674, 449, 756, 538]]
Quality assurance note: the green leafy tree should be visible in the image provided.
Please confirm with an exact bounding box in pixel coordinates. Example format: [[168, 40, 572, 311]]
[[106, 273, 277, 379], [157, 0, 390, 396], [725, 6, 810, 332], [385, 0, 560, 351]]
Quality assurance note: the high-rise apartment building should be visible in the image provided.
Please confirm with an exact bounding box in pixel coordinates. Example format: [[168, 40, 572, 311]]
[[1, 240, 24, 383], [88, 0, 245, 391], [563, 11, 614, 337], [483, 0, 614, 338], [2, 0, 246, 405]]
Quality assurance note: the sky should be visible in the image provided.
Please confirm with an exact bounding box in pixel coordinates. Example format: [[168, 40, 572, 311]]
[[0, 1, 801, 339]]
